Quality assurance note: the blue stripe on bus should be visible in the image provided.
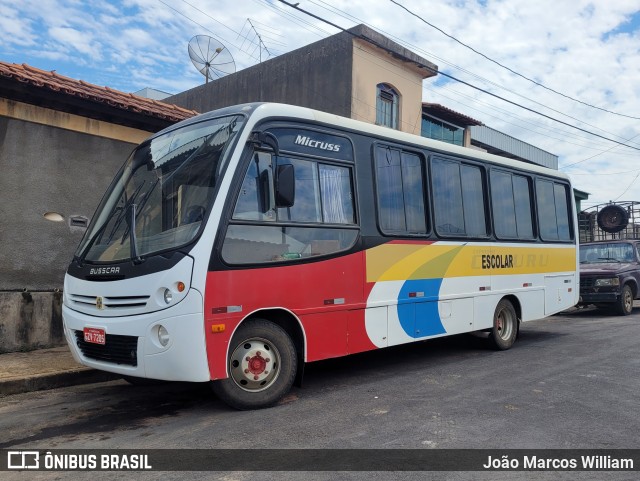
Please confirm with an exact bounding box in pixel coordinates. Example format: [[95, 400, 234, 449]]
[[397, 279, 447, 338]]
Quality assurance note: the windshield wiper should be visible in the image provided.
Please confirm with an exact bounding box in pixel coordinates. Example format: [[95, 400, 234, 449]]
[[107, 182, 146, 244], [119, 178, 158, 246], [75, 207, 122, 267], [598, 257, 620, 262], [75, 182, 147, 266], [126, 203, 143, 265]]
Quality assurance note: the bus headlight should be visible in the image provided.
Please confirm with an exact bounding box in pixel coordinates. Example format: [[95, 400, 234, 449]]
[[163, 288, 173, 304], [158, 325, 170, 347], [594, 278, 619, 287]]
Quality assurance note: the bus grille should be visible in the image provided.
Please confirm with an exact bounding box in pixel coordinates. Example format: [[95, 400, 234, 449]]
[[74, 331, 138, 366], [69, 294, 150, 309]]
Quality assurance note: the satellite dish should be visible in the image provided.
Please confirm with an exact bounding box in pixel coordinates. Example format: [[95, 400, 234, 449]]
[[188, 35, 236, 83]]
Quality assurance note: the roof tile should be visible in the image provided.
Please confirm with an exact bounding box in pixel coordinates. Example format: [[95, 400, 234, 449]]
[[0, 61, 198, 123]]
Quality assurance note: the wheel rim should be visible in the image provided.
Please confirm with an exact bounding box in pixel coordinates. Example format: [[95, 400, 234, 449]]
[[601, 211, 620, 228], [496, 306, 515, 341], [229, 337, 281, 392], [623, 289, 633, 312]]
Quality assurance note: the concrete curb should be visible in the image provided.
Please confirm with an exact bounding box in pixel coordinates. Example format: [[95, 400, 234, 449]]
[[0, 369, 120, 397]]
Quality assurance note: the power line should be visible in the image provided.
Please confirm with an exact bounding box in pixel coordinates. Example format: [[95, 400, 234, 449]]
[[276, 0, 640, 153], [156, 0, 261, 62], [388, 0, 640, 121], [309, 0, 640, 149], [256, 33, 288, 47], [253, 0, 333, 38], [561, 132, 640, 169], [248, 19, 287, 37], [354, 44, 595, 144], [178, 0, 247, 40], [570, 168, 640, 176], [428, 81, 636, 154], [163, 0, 382, 120], [356, 43, 638, 159], [613, 172, 640, 201]]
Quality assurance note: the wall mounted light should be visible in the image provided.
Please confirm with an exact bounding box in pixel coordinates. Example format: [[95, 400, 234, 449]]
[[43, 212, 64, 222]]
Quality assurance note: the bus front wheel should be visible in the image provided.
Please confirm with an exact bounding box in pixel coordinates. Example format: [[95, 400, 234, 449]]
[[211, 318, 297, 410], [488, 299, 518, 350]]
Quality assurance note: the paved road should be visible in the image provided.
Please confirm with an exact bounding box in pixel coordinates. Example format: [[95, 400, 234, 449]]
[[1, 306, 639, 480]]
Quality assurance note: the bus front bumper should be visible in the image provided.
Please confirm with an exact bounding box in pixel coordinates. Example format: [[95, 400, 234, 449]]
[[62, 289, 210, 382]]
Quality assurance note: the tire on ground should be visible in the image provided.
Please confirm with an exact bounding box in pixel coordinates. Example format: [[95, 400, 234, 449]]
[[616, 284, 634, 316], [488, 299, 519, 350], [211, 318, 297, 410]]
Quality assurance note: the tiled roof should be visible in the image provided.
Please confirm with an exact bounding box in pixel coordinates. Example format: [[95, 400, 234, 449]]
[[422, 102, 482, 127], [0, 61, 199, 122]]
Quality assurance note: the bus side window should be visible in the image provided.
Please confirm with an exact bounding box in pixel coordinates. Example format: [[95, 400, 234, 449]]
[[431, 157, 487, 237], [536, 179, 572, 241], [374, 145, 427, 235], [223, 154, 357, 265], [232, 152, 276, 222], [490, 170, 534, 240]]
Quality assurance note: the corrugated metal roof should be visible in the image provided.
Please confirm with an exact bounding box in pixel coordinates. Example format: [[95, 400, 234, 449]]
[[422, 103, 483, 127], [470, 125, 558, 169]]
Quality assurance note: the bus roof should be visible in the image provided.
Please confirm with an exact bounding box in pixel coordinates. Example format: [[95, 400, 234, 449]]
[[153, 102, 571, 182]]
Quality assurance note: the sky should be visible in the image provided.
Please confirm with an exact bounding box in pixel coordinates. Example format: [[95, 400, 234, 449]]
[[1, 0, 640, 207]]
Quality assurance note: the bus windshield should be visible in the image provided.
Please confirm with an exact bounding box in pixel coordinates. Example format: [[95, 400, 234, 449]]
[[76, 115, 244, 263]]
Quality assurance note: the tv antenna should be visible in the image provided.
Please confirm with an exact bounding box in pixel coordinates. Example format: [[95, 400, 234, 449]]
[[238, 19, 285, 63], [188, 35, 236, 84], [247, 19, 271, 63]]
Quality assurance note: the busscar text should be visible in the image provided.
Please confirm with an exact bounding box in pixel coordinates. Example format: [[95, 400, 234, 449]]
[[89, 267, 120, 275]]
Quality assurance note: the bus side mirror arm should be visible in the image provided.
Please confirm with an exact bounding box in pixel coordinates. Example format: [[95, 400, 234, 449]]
[[275, 164, 295, 208], [249, 131, 280, 156]]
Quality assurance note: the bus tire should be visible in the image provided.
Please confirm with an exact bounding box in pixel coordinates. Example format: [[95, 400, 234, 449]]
[[211, 318, 297, 410], [616, 284, 634, 316], [488, 299, 518, 350]]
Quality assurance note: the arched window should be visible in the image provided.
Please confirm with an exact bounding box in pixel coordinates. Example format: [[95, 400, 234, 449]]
[[376, 83, 399, 129]]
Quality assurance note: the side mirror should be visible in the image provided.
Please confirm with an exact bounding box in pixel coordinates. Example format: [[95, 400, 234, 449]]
[[275, 164, 295, 208]]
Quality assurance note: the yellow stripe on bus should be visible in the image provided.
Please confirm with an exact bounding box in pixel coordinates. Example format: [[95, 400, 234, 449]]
[[366, 243, 576, 283]]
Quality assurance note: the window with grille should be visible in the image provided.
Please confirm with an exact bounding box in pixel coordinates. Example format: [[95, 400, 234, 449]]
[[376, 84, 399, 129]]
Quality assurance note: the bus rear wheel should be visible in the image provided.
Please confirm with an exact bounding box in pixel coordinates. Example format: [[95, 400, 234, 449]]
[[211, 319, 297, 410], [489, 299, 518, 350]]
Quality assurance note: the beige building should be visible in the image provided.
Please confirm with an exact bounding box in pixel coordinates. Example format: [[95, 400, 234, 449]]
[[168, 24, 438, 136]]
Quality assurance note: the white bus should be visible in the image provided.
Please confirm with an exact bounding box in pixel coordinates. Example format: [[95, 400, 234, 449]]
[[63, 103, 579, 409]]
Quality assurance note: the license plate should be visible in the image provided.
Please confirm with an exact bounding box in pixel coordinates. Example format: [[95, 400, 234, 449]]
[[84, 327, 106, 345]]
